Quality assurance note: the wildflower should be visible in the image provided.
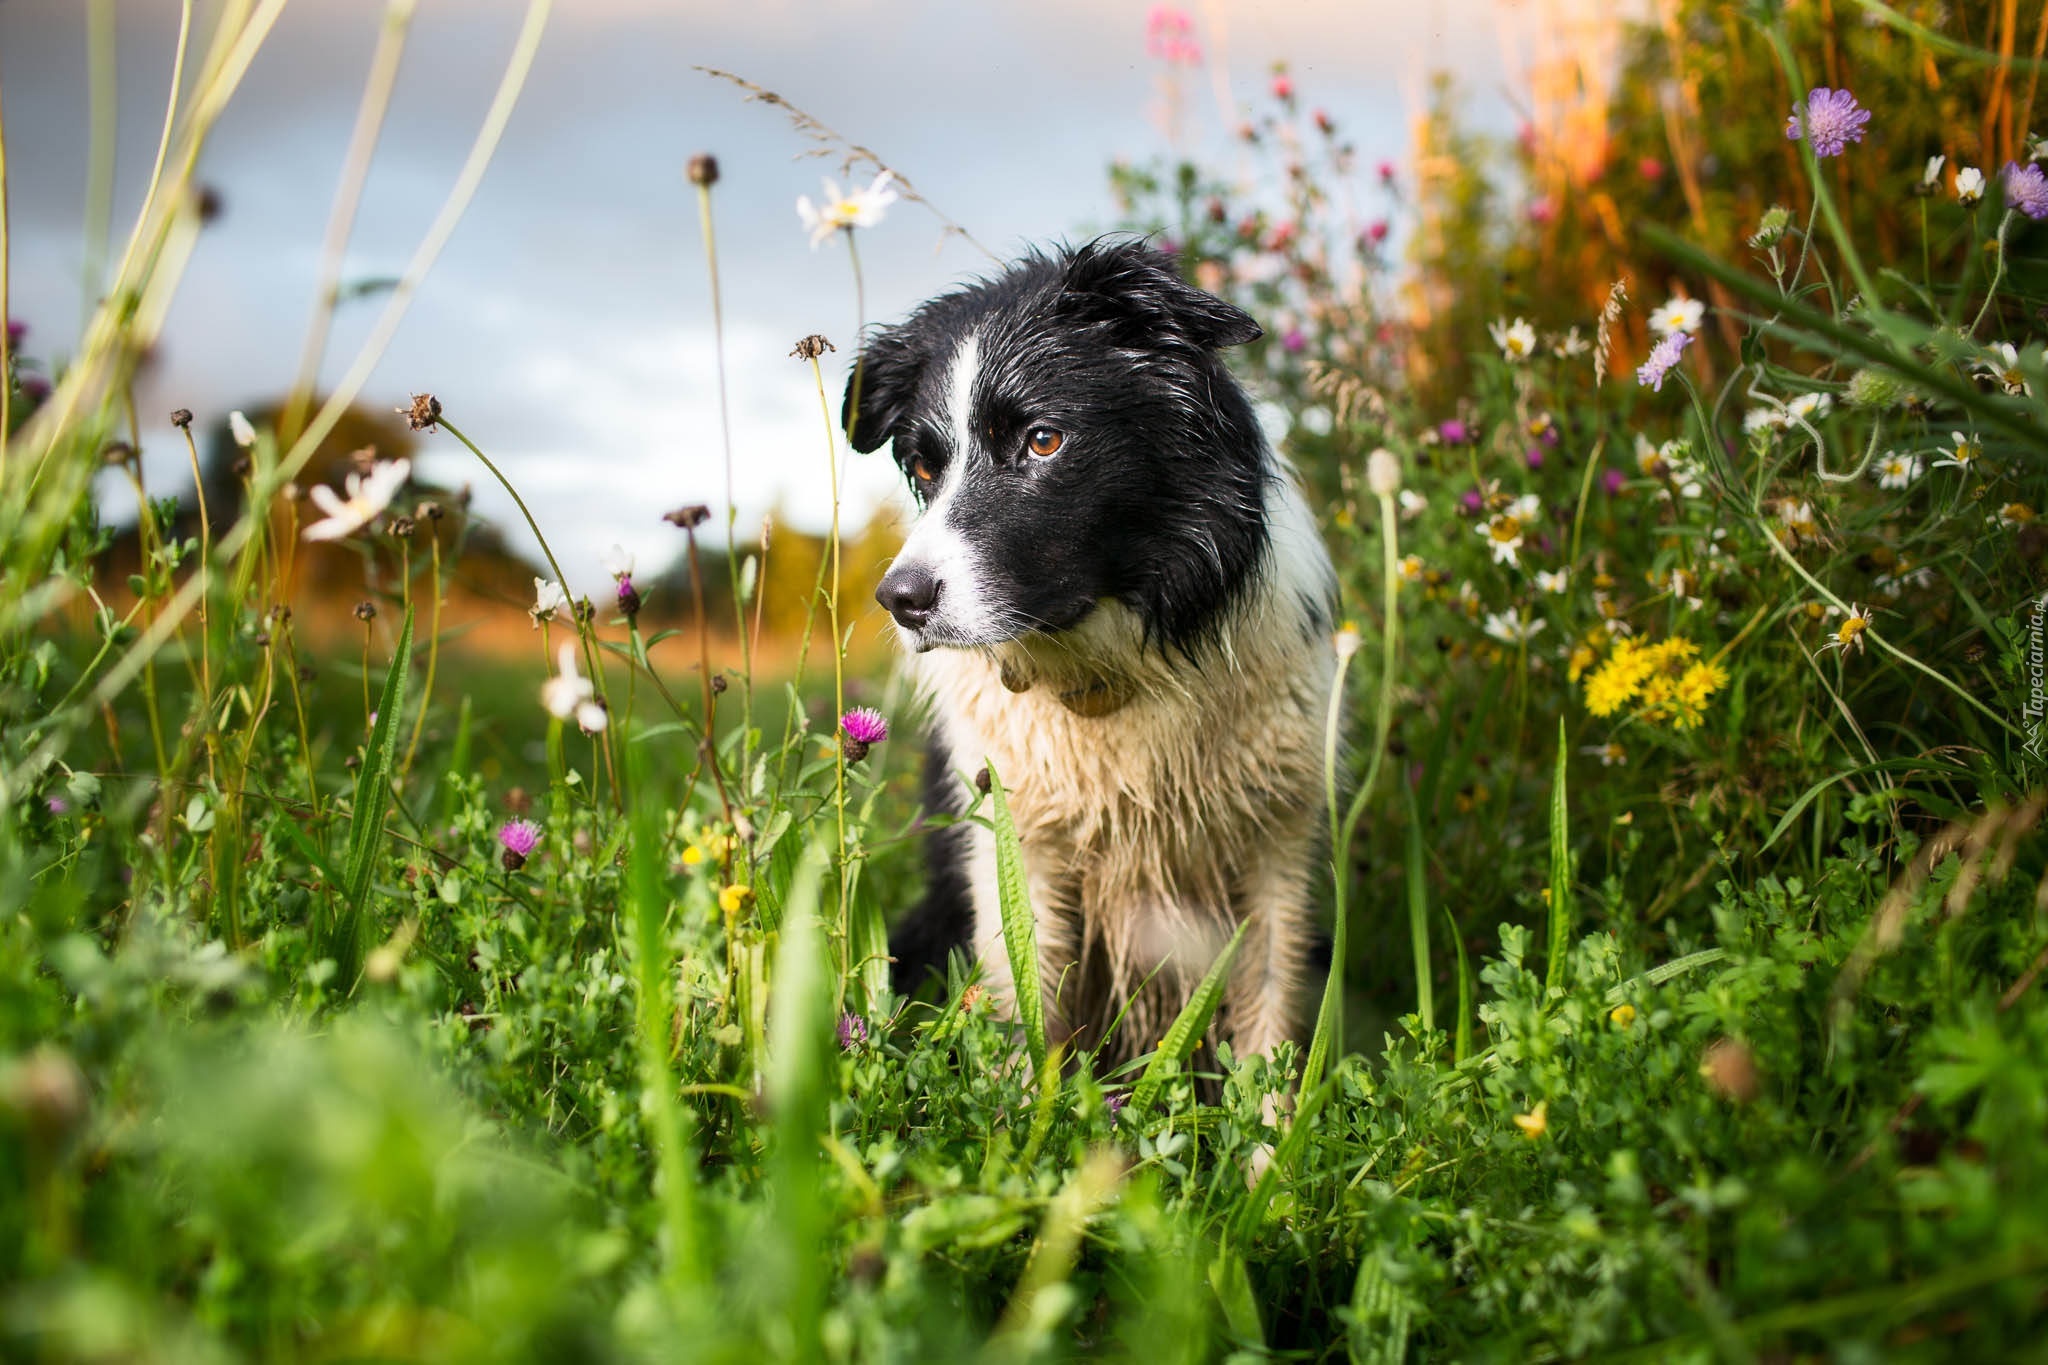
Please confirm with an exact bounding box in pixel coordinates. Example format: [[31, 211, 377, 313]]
[[498, 819, 542, 872], [399, 393, 442, 431], [1281, 328, 1306, 354], [1477, 513, 1525, 567], [1921, 153, 1946, 189], [1935, 431, 1981, 474], [1609, 1002, 1637, 1027], [1635, 330, 1692, 391], [1483, 606, 1546, 644], [1955, 166, 1986, 204], [1364, 219, 1390, 246], [541, 643, 608, 733], [840, 706, 890, 762], [1552, 326, 1590, 359], [1873, 451, 1923, 491], [227, 410, 258, 448], [302, 458, 410, 542], [1602, 468, 1625, 497], [1512, 1100, 1548, 1138], [600, 545, 635, 580], [686, 152, 720, 187], [1975, 341, 2031, 396], [1581, 742, 1627, 767], [1820, 602, 1875, 655], [1333, 623, 1363, 660], [1397, 489, 1427, 521], [1438, 418, 1470, 445], [717, 883, 752, 914], [1145, 6, 1201, 63], [1103, 1089, 1130, 1121], [1786, 391, 1834, 423], [2004, 160, 2048, 219], [796, 171, 898, 249], [1779, 500, 1820, 544], [1270, 71, 1294, 101], [1366, 448, 1402, 498], [836, 1012, 870, 1051], [1785, 87, 1871, 158], [1489, 316, 1538, 362], [532, 578, 571, 627], [1648, 296, 1705, 337], [1535, 568, 1569, 594], [1397, 554, 1425, 585], [1998, 502, 2037, 527]]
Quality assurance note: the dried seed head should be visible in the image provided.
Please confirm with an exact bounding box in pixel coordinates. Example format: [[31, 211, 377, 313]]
[[101, 441, 136, 467], [1366, 448, 1402, 498], [253, 631, 272, 647], [664, 504, 712, 530], [297, 664, 316, 684], [686, 152, 721, 187], [232, 454, 253, 478], [710, 674, 728, 694], [170, 407, 194, 429], [389, 515, 417, 539], [399, 393, 442, 431], [975, 765, 993, 794], [353, 600, 378, 622], [417, 499, 444, 522], [790, 334, 836, 361]]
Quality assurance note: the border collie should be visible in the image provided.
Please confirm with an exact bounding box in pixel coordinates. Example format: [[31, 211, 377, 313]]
[[845, 238, 1337, 1066]]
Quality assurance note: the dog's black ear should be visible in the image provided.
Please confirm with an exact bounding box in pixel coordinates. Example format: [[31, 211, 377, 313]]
[[842, 324, 926, 454], [1059, 238, 1262, 350]]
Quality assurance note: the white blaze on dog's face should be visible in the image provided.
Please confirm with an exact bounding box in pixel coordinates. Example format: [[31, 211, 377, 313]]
[[845, 240, 1284, 656]]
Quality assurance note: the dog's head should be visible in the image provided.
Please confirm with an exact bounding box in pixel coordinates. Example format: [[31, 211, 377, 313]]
[[844, 238, 1269, 655]]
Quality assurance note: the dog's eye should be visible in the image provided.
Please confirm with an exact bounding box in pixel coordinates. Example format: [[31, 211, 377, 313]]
[[1027, 428, 1064, 457], [911, 458, 936, 485]]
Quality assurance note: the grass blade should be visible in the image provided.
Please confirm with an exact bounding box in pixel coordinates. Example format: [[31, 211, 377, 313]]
[[985, 764, 1047, 1071], [1405, 782, 1432, 1035], [1544, 716, 1572, 995], [766, 841, 832, 1352], [1128, 919, 1249, 1120], [1443, 907, 1473, 1064], [336, 605, 412, 986]]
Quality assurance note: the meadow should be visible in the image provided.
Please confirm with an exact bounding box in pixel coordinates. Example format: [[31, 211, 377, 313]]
[[5, 1, 2048, 1360]]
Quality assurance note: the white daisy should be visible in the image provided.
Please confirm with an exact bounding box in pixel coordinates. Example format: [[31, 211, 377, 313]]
[[301, 458, 410, 542], [1535, 568, 1570, 594], [1934, 431, 1981, 474], [1397, 554, 1425, 584], [1489, 316, 1538, 363], [1820, 602, 1876, 655], [1580, 741, 1627, 767], [1975, 341, 2030, 396], [796, 171, 898, 249], [1477, 513, 1526, 567], [1552, 326, 1590, 358], [1955, 166, 1986, 204], [1786, 391, 1834, 423], [1873, 451, 1923, 491], [540, 642, 608, 733], [1482, 606, 1546, 644], [1648, 296, 1705, 337], [1508, 492, 1543, 523]]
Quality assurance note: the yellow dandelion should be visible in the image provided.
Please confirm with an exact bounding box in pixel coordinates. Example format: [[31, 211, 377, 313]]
[[1584, 639, 1653, 717], [1609, 1003, 1637, 1028]]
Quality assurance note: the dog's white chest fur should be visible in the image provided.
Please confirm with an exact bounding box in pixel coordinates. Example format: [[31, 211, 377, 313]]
[[911, 476, 1335, 1059]]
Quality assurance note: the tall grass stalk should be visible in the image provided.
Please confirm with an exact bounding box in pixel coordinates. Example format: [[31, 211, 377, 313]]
[[691, 162, 754, 751]]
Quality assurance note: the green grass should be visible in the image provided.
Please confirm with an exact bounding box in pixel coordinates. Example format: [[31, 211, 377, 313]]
[[5, 3, 2048, 1360]]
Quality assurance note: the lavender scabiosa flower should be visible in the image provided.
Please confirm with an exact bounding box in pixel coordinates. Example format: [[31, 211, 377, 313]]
[[2003, 160, 2048, 220], [1636, 330, 1693, 392], [1785, 87, 1871, 158], [499, 819, 541, 871], [836, 1012, 870, 1051], [840, 707, 889, 763]]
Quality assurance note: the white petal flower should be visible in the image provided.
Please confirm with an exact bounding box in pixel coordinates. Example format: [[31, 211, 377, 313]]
[[1508, 493, 1543, 523], [599, 544, 635, 581], [229, 410, 257, 448], [1956, 166, 1986, 204], [532, 577, 571, 626], [1873, 451, 1923, 491], [540, 643, 608, 732], [796, 171, 898, 249], [1482, 606, 1546, 644], [1975, 341, 2029, 396], [1923, 154, 1946, 187], [1535, 568, 1569, 594], [1786, 391, 1834, 422], [1488, 316, 1537, 362], [1580, 741, 1627, 766], [1477, 513, 1525, 567], [1648, 296, 1705, 337], [1397, 489, 1428, 521], [301, 458, 410, 542], [1934, 431, 1981, 473]]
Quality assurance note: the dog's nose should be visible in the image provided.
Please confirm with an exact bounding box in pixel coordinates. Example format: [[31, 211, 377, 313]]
[[877, 563, 941, 629]]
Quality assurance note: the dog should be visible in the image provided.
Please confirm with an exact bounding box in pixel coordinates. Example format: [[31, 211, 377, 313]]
[[844, 238, 1338, 1067]]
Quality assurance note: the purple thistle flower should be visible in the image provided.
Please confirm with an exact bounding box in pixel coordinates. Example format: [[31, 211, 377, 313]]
[[499, 818, 542, 872], [616, 573, 642, 618], [1603, 468, 1626, 497], [1104, 1089, 1130, 1120], [1439, 418, 1470, 445], [5, 319, 24, 348], [840, 706, 889, 762], [45, 797, 68, 815], [1785, 87, 1871, 159], [1636, 330, 1694, 391], [1281, 328, 1307, 354], [2003, 161, 2048, 220], [1460, 488, 1484, 514], [1525, 447, 1544, 471], [836, 1011, 869, 1050]]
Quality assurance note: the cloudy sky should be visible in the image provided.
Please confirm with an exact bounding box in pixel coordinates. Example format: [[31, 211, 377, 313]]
[[3, 0, 1546, 590]]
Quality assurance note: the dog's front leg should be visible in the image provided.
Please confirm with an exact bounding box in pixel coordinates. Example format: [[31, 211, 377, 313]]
[[1222, 822, 1320, 1064]]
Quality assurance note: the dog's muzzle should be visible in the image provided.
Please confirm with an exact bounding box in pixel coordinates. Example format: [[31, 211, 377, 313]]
[[876, 562, 941, 631]]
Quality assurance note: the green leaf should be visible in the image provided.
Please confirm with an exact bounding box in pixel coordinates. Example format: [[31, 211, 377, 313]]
[[335, 606, 413, 987], [1406, 783, 1433, 1036], [986, 764, 1048, 1071], [1544, 716, 1572, 995], [1128, 918, 1249, 1120]]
